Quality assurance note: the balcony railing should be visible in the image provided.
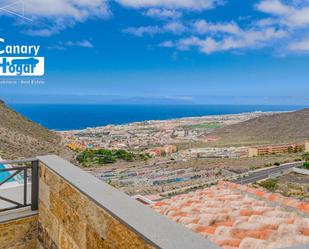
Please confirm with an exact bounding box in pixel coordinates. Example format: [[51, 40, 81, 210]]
[[0, 155, 308, 249], [0, 155, 220, 249], [0, 158, 39, 212]]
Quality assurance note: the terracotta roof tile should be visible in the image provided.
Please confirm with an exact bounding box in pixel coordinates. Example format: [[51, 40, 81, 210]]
[[151, 181, 309, 249]]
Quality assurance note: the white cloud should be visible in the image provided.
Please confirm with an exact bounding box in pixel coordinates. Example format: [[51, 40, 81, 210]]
[[144, 8, 182, 19], [193, 20, 241, 34], [289, 38, 309, 51], [5, 0, 307, 56], [23, 28, 58, 37], [23, 0, 110, 21], [123, 26, 162, 36], [124, 21, 186, 36], [48, 39, 94, 50], [176, 27, 288, 53], [177, 36, 217, 52], [254, 18, 277, 27], [125, 16, 290, 54], [255, 0, 309, 53], [116, 0, 223, 10], [164, 22, 186, 33], [122, 0, 309, 55], [65, 40, 94, 48], [1, 0, 110, 36], [256, 0, 309, 28], [124, 20, 240, 37], [257, 0, 293, 16], [159, 40, 174, 47]]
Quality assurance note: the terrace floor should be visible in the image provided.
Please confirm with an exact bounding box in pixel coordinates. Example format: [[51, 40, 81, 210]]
[[0, 184, 32, 210]]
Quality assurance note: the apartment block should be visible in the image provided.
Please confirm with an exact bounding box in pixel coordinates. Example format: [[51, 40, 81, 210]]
[[248, 142, 306, 157]]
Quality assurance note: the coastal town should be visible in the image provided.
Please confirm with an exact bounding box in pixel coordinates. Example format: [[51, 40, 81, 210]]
[[61, 111, 273, 154], [59, 111, 309, 199], [1, 0, 309, 246], [0, 101, 309, 249]]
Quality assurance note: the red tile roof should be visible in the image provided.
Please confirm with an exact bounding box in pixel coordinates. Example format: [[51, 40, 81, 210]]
[[151, 181, 309, 249]]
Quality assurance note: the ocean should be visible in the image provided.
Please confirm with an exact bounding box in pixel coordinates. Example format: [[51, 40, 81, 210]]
[[9, 104, 307, 131]]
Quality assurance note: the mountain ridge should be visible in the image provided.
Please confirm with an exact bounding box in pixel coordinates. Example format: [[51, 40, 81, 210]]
[[0, 100, 71, 160], [208, 108, 309, 146]]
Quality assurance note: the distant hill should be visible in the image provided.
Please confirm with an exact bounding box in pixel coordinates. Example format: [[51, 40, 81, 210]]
[[0, 100, 71, 160], [208, 109, 309, 146]]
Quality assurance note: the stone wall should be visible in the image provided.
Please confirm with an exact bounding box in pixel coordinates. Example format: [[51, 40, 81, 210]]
[[38, 163, 155, 249], [0, 214, 37, 249]]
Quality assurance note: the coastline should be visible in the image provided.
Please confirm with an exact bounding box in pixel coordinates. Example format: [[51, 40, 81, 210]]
[[59, 110, 284, 133], [9, 104, 304, 131], [59, 110, 293, 153]]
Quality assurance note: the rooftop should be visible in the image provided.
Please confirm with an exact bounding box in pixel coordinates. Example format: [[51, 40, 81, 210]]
[[0, 155, 220, 249], [0, 156, 308, 249], [151, 181, 309, 249]]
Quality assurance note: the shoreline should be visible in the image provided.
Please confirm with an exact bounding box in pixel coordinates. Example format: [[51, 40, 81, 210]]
[[9, 103, 305, 132], [59, 110, 286, 133]]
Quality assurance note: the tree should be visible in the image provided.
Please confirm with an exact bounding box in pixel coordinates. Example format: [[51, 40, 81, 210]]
[[259, 179, 278, 191], [302, 152, 309, 162], [303, 162, 309, 169]]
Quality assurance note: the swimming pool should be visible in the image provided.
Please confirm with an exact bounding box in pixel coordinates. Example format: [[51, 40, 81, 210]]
[[0, 164, 15, 183]]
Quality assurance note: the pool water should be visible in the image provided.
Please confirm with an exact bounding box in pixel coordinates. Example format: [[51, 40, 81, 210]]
[[0, 164, 15, 183]]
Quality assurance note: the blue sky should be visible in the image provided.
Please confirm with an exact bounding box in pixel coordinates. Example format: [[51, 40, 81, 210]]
[[0, 0, 309, 105]]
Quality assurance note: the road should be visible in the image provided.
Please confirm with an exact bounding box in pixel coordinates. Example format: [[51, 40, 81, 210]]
[[233, 162, 303, 184]]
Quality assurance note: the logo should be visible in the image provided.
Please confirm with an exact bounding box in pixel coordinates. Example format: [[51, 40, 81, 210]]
[[0, 38, 44, 76]]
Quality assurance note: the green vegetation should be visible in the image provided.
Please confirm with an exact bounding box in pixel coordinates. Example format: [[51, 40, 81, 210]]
[[76, 149, 151, 167], [258, 179, 278, 191], [259, 173, 309, 201], [302, 162, 309, 170], [302, 152, 309, 162], [288, 146, 304, 153], [185, 122, 222, 129]]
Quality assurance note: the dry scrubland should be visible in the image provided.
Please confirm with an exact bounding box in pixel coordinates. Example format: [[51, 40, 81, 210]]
[[0, 100, 71, 159], [197, 153, 305, 173], [207, 108, 309, 147], [85, 152, 304, 196], [255, 172, 309, 202], [146, 153, 304, 173]]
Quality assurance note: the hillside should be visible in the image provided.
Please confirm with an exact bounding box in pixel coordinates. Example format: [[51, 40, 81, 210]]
[[208, 108, 309, 146], [0, 100, 71, 160]]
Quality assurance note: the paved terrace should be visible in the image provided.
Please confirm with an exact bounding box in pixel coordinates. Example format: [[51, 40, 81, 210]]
[[151, 181, 309, 249]]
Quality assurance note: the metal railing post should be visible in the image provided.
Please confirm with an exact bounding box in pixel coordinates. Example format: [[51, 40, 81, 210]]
[[31, 160, 39, 211], [23, 168, 27, 206]]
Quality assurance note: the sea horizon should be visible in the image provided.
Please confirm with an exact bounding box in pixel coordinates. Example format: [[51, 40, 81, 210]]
[[8, 104, 308, 131]]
